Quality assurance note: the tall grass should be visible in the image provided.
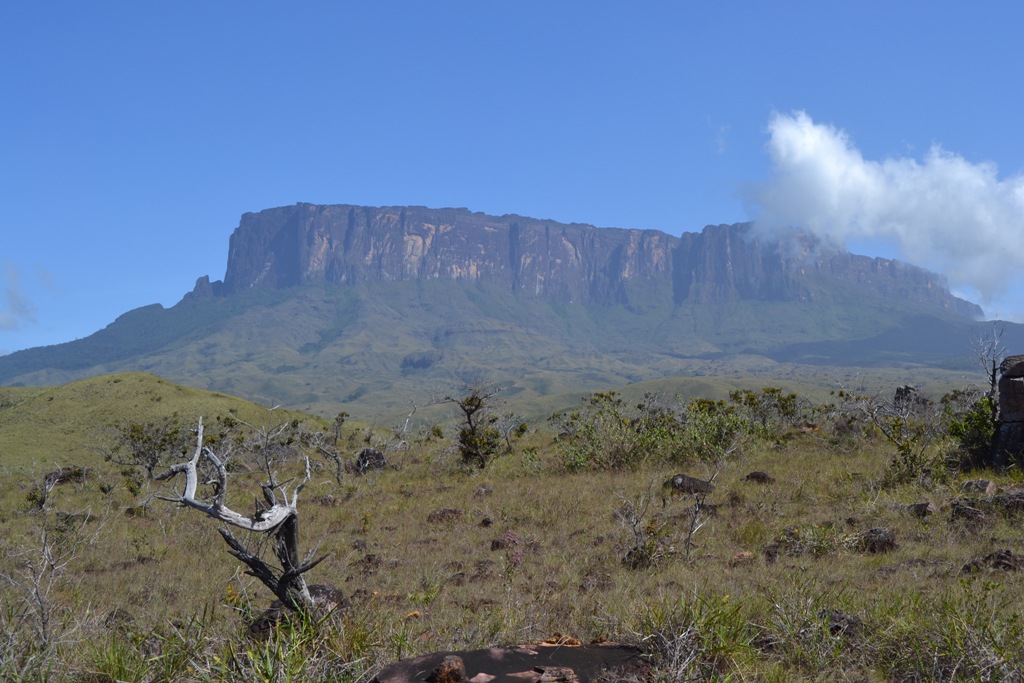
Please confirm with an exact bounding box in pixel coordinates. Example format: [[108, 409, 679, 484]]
[[2, 379, 1024, 680]]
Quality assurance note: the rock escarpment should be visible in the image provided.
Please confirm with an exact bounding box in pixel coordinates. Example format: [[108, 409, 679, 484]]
[[992, 355, 1024, 467], [203, 203, 981, 318]]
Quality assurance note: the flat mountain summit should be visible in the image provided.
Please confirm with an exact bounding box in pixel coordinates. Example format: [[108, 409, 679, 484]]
[[203, 203, 978, 316], [0, 204, 1015, 419]]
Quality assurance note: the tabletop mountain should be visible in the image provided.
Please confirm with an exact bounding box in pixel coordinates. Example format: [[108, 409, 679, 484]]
[[0, 204, 1013, 419], [213, 204, 977, 315]]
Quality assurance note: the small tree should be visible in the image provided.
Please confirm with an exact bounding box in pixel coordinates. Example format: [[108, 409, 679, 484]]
[[1, 480, 105, 679], [974, 323, 1006, 426], [154, 418, 328, 613], [233, 411, 305, 475], [445, 384, 503, 469], [102, 415, 193, 480]]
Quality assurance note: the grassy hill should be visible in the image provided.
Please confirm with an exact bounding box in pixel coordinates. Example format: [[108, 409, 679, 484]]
[[0, 372, 318, 468]]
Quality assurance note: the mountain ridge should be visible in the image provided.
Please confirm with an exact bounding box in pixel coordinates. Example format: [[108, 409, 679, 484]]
[[1, 203, 1013, 420]]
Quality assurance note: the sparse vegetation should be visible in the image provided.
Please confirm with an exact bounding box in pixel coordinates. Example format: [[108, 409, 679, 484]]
[[445, 383, 524, 469], [3, 372, 1024, 681]]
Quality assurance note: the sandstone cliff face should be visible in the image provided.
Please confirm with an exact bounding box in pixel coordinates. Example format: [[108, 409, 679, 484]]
[[215, 203, 981, 318]]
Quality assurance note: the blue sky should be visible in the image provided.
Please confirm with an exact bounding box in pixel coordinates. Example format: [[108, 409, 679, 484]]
[[3, 2, 1023, 355]]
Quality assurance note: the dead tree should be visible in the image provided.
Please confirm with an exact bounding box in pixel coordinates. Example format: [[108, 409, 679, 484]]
[[154, 417, 327, 613], [975, 323, 1006, 425]]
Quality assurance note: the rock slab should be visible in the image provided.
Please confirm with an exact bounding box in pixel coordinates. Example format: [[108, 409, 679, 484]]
[[373, 644, 646, 683]]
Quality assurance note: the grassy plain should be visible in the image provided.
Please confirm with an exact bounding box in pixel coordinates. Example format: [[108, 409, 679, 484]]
[[2, 373, 1023, 681]]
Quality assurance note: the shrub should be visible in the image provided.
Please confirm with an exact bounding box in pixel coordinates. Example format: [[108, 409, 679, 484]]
[[677, 398, 746, 464], [552, 393, 748, 471], [728, 387, 802, 441], [834, 387, 947, 486], [552, 392, 682, 471], [942, 389, 996, 470]]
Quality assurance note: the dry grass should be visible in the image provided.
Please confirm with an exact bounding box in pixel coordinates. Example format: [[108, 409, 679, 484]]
[[2, 398, 1024, 681]]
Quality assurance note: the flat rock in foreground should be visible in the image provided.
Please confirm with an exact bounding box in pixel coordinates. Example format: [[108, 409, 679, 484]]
[[372, 643, 646, 683]]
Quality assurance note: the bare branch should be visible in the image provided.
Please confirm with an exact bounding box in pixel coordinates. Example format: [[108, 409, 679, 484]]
[[154, 417, 298, 533], [151, 417, 326, 613]]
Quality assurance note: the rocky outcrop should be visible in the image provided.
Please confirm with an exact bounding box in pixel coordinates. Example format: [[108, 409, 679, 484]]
[[202, 203, 982, 317], [992, 355, 1024, 467]]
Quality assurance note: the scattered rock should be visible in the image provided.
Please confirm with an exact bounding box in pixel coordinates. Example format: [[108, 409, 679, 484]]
[[661, 474, 714, 504], [742, 471, 774, 484], [469, 560, 497, 583], [905, 501, 937, 518], [428, 508, 464, 524], [763, 527, 804, 563], [124, 504, 148, 518], [961, 549, 1024, 574], [358, 553, 384, 575], [730, 551, 756, 567], [763, 541, 785, 564], [623, 544, 664, 570], [950, 499, 987, 525], [315, 493, 343, 507], [491, 531, 521, 551], [43, 465, 89, 488], [855, 528, 896, 554], [444, 560, 465, 573], [353, 447, 388, 475], [949, 491, 1024, 523], [961, 479, 997, 495], [817, 608, 861, 638], [991, 491, 1024, 516]]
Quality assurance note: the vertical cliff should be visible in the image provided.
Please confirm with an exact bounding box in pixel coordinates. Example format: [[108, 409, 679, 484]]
[[215, 203, 981, 319]]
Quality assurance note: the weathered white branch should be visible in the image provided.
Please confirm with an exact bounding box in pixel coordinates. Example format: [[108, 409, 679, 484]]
[[155, 417, 298, 532], [152, 417, 325, 612]]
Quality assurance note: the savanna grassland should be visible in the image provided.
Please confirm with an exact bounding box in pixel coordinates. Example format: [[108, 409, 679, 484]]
[[2, 373, 1023, 682]]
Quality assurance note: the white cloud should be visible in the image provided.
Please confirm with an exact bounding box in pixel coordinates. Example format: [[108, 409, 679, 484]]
[[0, 263, 37, 331], [747, 111, 1024, 318]]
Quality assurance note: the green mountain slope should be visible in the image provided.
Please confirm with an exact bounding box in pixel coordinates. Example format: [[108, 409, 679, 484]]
[[2, 279, 1018, 421]]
